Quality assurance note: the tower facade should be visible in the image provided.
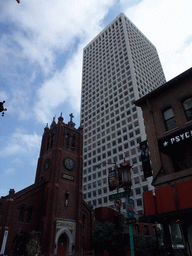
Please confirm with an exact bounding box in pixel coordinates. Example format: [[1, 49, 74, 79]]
[[80, 13, 166, 216], [35, 115, 87, 255]]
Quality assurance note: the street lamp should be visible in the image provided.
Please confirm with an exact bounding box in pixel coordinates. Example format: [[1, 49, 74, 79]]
[[97, 159, 135, 255], [118, 159, 135, 256], [119, 159, 132, 196]]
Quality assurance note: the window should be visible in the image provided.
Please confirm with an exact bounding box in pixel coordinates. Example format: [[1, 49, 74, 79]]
[[98, 198, 102, 205], [65, 133, 70, 149], [163, 108, 176, 131], [135, 224, 140, 233], [93, 191, 96, 197], [134, 177, 140, 184], [183, 97, 192, 121], [144, 225, 149, 235], [143, 185, 148, 192], [19, 205, 26, 222], [104, 197, 108, 203], [27, 206, 34, 223], [71, 135, 75, 151], [136, 198, 142, 206], [135, 188, 141, 195], [93, 200, 97, 206]]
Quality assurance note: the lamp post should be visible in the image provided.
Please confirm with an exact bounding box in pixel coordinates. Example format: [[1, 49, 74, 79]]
[[119, 159, 135, 256], [99, 159, 135, 256]]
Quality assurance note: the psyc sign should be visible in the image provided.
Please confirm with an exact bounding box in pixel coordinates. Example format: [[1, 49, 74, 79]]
[[158, 124, 192, 153], [163, 131, 192, 147]]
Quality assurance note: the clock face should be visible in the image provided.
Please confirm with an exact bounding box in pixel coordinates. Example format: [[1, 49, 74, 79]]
[[44, 158, 51, 171], [63, 157, 75, 171]]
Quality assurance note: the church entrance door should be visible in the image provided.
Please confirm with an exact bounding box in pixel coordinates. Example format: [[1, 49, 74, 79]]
[[57, 233, 68, 256]]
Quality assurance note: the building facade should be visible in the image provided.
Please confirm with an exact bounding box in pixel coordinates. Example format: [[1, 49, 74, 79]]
[[135, 68, 192, 255], [80, 13, 166, 215], [0, 115, 93, 256]]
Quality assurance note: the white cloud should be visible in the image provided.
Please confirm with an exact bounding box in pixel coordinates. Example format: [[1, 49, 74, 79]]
[[124, 0, 192, 80], [1, 0, 191, 125], [1, 0, 116, 122], [0, 128, 41, 157], [34, 42, 84, 123], [1, 0, 115, 74]]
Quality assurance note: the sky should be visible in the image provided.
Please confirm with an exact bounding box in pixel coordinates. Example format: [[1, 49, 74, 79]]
[[0, 0, 191, 196]]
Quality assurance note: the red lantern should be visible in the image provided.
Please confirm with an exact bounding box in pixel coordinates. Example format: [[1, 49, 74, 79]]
[[119, 159, 132, 194]]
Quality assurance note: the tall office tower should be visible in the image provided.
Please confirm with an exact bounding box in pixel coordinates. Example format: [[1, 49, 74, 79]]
[[80, 13, 166, 216]]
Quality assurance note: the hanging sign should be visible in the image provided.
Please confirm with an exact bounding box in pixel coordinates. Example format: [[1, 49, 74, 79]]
[[140, 140, 152, 178], [125, 197, 134, 218]]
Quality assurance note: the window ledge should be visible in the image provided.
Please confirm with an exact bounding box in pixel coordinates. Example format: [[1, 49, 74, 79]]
[[164, 126, 179, 135], [153, 167, 192, 187], [185, 120, 192, 126]]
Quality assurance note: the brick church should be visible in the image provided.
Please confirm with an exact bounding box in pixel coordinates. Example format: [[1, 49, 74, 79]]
[[0, 114, 94, 256]]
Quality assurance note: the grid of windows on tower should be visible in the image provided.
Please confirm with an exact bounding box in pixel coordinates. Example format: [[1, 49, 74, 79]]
[[80, 14, 165, 213]]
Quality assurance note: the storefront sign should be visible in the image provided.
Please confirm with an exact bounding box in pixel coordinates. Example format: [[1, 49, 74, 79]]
[[158, 124, 192, 153]]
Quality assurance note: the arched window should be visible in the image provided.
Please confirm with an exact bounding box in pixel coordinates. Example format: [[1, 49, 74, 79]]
[[50, 134, 54, 148], [46, 136, 50, 151], [65, 133, 70, 149], [71, 135, 75, 151], [27, 206, 34, 223], [183, 97, 192, 122], [82, 214, 86, 229], [19, 205, 26, 222]]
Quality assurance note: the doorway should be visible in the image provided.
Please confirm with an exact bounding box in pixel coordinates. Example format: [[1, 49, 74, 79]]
[[57, 233, 68, 256]]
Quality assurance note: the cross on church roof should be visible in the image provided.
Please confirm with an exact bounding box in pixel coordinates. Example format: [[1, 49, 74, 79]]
[[69, 113, 74, 122]]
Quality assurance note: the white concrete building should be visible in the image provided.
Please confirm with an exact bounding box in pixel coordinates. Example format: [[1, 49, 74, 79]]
[[80, 13, 166, 216]]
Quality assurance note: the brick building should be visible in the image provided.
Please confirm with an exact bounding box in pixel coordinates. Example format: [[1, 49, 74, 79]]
[[0, 114, 93, 256], [135, 68, 192, 255], [95, 207, 156, 236]]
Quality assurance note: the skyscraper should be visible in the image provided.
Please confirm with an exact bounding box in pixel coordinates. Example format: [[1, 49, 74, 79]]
[[80, 13, 166, 216]]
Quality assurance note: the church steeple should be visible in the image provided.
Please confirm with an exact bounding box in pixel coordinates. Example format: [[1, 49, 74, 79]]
[[50, 116, 56, 129], [44, 123, 49, 132], [68, 113, 75, 128], [58, 112, 64, 122]]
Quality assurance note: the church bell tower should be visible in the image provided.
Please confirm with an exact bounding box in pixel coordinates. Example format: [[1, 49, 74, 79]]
[[35, 113, 86, 255]]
